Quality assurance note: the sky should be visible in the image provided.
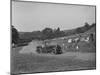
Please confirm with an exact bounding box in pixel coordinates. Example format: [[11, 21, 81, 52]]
[[12, 1, 96, 32]]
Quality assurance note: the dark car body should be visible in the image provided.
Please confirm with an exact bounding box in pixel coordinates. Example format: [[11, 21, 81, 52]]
[[36, 45, 62, 54]]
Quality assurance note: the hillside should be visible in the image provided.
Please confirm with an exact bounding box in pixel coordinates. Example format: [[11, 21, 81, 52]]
[[18, 23, 96, 42], [85, 25, 96, 33]]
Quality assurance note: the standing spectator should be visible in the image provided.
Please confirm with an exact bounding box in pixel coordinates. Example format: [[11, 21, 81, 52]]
[[56, 45, 62, 54]]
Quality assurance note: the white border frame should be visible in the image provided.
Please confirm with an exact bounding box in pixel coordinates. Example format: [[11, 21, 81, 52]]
[[0, 0, 100, 75]]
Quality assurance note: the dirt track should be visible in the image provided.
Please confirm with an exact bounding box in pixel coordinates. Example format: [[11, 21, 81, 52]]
[[19, 40, 95, 62]]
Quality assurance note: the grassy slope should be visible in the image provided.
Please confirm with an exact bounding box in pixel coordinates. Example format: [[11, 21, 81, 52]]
[[11, 46, 96, 74], [85, 26, 96, 33]]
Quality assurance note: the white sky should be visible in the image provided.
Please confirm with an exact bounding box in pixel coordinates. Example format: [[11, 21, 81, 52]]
[[12, 1, 96, 32]]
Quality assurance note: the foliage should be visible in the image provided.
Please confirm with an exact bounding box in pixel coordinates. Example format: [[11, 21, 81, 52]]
[[18, 22, 96, 41], [12, 25, 19, 44]]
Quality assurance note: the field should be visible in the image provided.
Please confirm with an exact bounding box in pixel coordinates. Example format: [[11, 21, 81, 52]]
[[11, 38, 96, 74]]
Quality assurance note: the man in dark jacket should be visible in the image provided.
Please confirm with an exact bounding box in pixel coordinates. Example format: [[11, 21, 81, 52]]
[[56, 45, 62, 54]]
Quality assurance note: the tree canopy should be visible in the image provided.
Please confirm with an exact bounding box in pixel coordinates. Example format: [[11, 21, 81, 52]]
[[12, 25, 19, 44]]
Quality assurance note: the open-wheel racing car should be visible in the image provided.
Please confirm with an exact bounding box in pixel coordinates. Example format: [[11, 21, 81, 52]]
[[36, 44, 62, 54]]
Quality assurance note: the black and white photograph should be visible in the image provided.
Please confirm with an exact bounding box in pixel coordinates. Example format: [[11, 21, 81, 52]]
[[11, 0, 96, 74]]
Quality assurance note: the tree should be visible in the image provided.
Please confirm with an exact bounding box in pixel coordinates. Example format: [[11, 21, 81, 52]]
[[84, 22, 90, 30], [90, 23, 96, 28], [12, 25, 19, 44], [76, 27, 83, 33], [42, 28, 53, 34], [56, 27, 60, 32], [42, 28, 53, 39], [54, 27, 61, 37]]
